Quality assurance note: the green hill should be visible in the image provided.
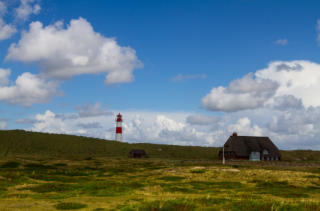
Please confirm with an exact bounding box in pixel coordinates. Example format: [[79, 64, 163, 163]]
[[0, 130, 219, 159], [0, 130, 319, 161]]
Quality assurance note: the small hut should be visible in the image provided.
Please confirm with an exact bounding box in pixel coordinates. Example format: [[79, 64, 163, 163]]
[[130, 149, 146, 158], [219, 133, 281, 161]]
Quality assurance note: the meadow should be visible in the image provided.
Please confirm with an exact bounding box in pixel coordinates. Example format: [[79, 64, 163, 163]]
[[0, 130, 319, 210]]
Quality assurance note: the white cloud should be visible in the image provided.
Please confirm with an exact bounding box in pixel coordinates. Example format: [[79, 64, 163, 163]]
[[0, 68, 10, 86], [256, 60, 320, 108], [228, 117, 262, 137], [171, 74, 206, 82], [0, 18, 16, 40], [202, 73, 279, 112], [0, 71, 60, 106], [275, 39, 288, 46], [317, 19, 320, 44], [26, 110, 217, 146], [16, 118, 37, 124], [75, 103, 113, 118], [15, 107, 320, 149], [186, 114, 219, 125], [32, 110, 70, 133], [6, 18, 142, 84], [202, 61, 320, 112], [0, 1, 7, 16], [15, 0, 41, 21], [272, 95, 303, 110], [76, 122, 102, 129], [0, 120, 7, 129]]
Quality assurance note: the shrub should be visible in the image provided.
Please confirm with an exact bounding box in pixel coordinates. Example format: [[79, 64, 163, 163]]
[[0, 161, 20, 168], [55, 202, 87, 210]]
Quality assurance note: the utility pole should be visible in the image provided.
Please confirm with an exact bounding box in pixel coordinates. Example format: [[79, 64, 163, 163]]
[[222, 145, 225, 165]]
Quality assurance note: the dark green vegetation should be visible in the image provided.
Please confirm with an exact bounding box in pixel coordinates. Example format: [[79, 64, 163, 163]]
[[0, 130, 219, 160], [55, 202, 88, 210]]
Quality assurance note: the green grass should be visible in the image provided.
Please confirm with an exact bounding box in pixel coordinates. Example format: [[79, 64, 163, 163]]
[[55, 202, 87, 210], [0, 130, 320, 210], [0, 157, 319, 210]]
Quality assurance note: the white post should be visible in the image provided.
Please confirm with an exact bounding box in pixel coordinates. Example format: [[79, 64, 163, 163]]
[[222, 145, 225, 165]]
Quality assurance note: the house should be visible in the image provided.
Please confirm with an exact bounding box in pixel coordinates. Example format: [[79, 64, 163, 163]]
[[218, 133, 281, 161], [130, 149, 147, 158]]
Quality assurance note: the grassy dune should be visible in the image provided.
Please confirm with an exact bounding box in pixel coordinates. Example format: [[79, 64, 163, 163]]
[[0, 130, 219, 160], [1, 130, 320, 161]]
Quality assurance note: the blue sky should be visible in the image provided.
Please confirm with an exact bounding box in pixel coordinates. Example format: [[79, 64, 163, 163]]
[[1, 0, 320, 149]]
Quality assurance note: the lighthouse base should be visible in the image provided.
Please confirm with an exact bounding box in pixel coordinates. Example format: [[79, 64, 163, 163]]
[[115, 133, 122, 142]]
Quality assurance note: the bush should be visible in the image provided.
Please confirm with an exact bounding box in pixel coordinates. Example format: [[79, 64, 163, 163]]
[[55, 202, 87, 210], [0, 161, 20, 168]]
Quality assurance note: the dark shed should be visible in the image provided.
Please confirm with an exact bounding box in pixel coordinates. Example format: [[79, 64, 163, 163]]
[[219, 133, 281, 161], [130, 149, 146, 158]]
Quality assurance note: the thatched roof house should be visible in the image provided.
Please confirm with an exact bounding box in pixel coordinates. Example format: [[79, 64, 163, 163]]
[[219, 133, 281, 161]]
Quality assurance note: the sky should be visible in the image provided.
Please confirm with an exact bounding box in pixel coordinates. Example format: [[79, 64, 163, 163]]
[[1, 0, 320, 149]]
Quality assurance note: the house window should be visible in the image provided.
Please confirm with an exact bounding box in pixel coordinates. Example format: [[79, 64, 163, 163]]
[[263, 149, 269, 155], [249, 151, 260, 161]]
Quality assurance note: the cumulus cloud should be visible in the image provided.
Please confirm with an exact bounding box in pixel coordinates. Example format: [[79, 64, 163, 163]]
[[202, 60, 320, 112], [0, 68, 10, 86], [0, 71, 60, 106], [202, 73, 279, 112], [255, 60, 320, 108], [15, 0, 41, 21], [75, 103, 113, 118], [0, 18, 16, 40], [0, 1, 6, 16], [16, 118, 38, 124], [272, 95, 303, 110], [32, 110, 70, 133], [6, 18, 142, 84], [14, 107, 320, 149], [317, 19, 320, 44], [228, 117, 262, 137], [25, 110, 217, 146], [171, 74, 206, 82], [275, 39, 288, 46], [186, 114, 219, 125], [76, 122, 102, 129], [118, 114, 217, 145], [0, 120, 7, 129]]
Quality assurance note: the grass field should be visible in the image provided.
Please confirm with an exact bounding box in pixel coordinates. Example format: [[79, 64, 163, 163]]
[[0, 130, 319, 210], [0, 157, 319, 210]]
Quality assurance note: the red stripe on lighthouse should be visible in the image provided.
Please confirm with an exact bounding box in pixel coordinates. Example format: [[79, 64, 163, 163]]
[[116, 127, 122, 133]]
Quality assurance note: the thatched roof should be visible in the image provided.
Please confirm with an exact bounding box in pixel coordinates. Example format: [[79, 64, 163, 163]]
[[223, 134, 281, 157]]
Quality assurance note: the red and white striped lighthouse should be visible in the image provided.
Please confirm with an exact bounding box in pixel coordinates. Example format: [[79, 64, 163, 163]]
[[115, 113, 123, 142]]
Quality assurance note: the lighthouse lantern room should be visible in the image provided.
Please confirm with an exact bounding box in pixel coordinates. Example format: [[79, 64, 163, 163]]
[[115, 113, 123, 142]]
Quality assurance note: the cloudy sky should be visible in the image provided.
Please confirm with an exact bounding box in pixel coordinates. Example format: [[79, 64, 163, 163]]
[[1, 0, 320, 149]]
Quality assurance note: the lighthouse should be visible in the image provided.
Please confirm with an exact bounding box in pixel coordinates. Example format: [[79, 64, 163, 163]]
[[115, 113, 123, 142]]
